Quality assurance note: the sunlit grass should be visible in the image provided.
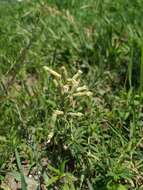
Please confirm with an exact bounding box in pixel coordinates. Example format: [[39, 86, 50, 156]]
[[0, 0, 143, 189]]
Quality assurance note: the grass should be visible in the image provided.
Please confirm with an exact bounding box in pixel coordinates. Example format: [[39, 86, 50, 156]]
[[0, 0, 143, 189]]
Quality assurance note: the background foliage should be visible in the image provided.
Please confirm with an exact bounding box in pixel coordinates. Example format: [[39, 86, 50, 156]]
[[0, 0, 143, 189]]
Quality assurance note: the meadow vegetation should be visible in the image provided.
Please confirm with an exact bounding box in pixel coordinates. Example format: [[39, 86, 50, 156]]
[[0, 0, 143, 189]]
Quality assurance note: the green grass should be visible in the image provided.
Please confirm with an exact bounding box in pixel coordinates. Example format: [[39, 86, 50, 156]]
[[0, 0, 143, 189]]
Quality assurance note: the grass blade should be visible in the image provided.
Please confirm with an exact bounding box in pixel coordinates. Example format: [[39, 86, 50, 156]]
[[15, 149, 27, 190]]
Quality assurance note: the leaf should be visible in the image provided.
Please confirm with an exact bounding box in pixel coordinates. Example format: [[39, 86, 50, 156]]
[[117, 184, 127, 190], [87, 179, 94, 190], [47, 164, 61, 175], [79, 174, 84, 189], [59, 160, 68, 174], [62, 183, 70, 190], [46, 100, 57, 108], [15, 149, 27, 190], [107, 181, 127, 190], [45, 176, 60, 187], [69, 182, 76, 190]]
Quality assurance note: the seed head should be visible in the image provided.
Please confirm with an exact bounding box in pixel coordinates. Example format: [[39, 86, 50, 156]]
[[61, 66, 68, 81], [67, 112, 83, 117], [72, 70, 82, 80], [73, 91, 92, 97], [43, 66, 61, 79], [76, 85, 88, 92], [62, 85, 69, 94]]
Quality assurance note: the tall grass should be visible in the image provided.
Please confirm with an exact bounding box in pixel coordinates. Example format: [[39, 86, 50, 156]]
[[0, 0, 143, 189], [140, 43, 143, 93]]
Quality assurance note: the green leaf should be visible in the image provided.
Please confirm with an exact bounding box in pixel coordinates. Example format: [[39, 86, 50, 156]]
[[69, 182, 76, 190], [45, 176, 60, 187], [59, 160, 68, 174], [15, 149, 27, 190], [117, 184, 127, 190], [62, 184, 70, 190], [48, 164, 61, 175], [87, 179, 94, 190]]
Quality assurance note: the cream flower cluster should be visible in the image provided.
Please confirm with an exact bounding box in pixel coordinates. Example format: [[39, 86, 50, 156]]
[[43, 66, 92, 98], [43, 66, 93, 143]]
